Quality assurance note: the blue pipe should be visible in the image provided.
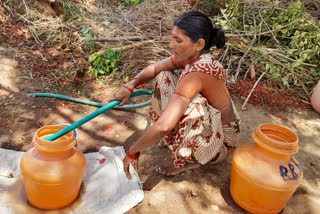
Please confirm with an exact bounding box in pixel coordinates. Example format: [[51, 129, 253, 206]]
[[28, 90, 152, 141]]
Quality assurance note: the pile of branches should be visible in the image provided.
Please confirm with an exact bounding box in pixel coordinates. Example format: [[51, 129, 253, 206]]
[[214, 0, 320, 102], [3, 0, 318, 101]]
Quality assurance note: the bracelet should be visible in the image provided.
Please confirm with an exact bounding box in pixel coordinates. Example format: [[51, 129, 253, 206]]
[[126, 147, 140, 160], [123, 85, 134, 94], [133, 77, 144, 85]]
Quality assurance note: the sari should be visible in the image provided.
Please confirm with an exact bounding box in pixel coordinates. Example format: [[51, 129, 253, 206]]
[[149, 54, 240, 168]]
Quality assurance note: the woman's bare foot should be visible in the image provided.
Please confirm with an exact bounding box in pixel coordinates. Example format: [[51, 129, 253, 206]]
[[156, 162, 201, 176]]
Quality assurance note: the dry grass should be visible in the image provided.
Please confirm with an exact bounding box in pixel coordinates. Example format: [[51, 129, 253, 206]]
[[1, 0, 192, 86], [90, 0, 190, 75]]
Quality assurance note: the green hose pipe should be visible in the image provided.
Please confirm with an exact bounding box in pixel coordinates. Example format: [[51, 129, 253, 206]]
[[28, 90, 153, 141], [28, 90, 152, 109]]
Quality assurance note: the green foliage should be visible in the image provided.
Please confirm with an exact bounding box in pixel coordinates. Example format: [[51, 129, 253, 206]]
[[122, 0, 144, 5], [224, 0, 320, 89], [88, 48, 122, 80], [80, 28, 98, 53]]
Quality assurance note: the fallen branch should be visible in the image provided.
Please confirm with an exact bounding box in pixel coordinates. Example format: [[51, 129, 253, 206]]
[[97, 36, 150, 42], [242, 72, 266, 110], [97, 40, 155, 54], [235, 12, 257, 81]]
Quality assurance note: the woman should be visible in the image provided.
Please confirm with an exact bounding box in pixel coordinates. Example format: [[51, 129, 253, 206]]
[[110, 11, 240, 180]]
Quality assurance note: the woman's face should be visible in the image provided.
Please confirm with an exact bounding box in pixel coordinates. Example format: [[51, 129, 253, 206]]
[[169, 26, 200, 64]]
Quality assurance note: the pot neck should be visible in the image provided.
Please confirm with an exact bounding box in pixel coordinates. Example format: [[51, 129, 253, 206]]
[[252, 124, 299, 156], [33, 125, 76, 153]]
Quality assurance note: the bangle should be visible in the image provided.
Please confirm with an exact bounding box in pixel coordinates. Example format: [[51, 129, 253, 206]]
[[126, 147, 140, 160], [123, 85, 134, 94], [133, 77, 144, 85]]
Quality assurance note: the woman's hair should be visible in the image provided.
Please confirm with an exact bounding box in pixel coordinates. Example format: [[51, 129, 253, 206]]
[[173, 11, 225, 50]]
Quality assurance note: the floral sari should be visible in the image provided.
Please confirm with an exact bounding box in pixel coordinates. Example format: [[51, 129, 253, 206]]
[[149, 54, 240, 168]]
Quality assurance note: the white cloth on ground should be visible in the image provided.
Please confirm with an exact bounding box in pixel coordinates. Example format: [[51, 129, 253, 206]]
[[0, 146, 144, 214]]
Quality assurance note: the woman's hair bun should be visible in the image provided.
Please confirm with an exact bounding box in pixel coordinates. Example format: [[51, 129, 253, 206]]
[[212, 28, 226, 49], [174, 11, 226, 50]]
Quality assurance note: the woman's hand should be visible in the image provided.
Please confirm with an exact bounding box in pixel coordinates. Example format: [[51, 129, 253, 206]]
[[123, 155, 139, 180], [109, 86, 132, 106]]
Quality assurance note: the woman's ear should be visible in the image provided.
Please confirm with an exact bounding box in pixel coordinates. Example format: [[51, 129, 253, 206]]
[[197, 38, 206, 51]]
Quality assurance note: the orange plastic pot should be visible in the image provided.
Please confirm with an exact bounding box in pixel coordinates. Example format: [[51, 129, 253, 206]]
[[230, 124, 303, 214], [20, 125, 86, 210]]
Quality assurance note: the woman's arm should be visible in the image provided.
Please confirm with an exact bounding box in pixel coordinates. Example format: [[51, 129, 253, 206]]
[[129, 73, 203, 155], [126, 57, 177, 89], [123, 73, 203, 179], [123, 93, 190, 179], [130, 93, 190, 154], [109, 57, 176, 105]]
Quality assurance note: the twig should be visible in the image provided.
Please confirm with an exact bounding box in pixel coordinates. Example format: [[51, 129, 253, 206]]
[[258, 15, 262, 47], [21, 0, 29, 16], [242, 72, 266, 110], [258, 12, 284, 50], [242, 13, 246, 32], [50, 71, 60, 84], [296, 76, 311, 100], [267, 55, 311, 100], [159, 18, 163, 37], [301, 99, 311, 105], [27, 25, 42, 44], [150, 41, 172, 55], [235, 12, 257, 81], [97, 36, 149, 42], [267, 49, 317, 67], [258, 19, 299, 35], [192, 0, 201, 10], [220, 9, 242, 37], [219, 44, 229, 63], [226, 49, 234, 76], [224, 19, 300, 37], [124, 14, 144, 34]]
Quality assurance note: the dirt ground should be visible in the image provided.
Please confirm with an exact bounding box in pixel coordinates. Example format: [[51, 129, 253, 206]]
[[1, 0, 320, 213], [1, 44, 320, 213]]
